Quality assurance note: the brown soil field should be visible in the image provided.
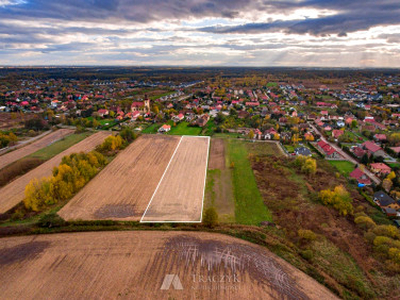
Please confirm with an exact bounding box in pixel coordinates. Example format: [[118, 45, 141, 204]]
[[0, 131, 110, 214], [208, 138, 225, 170], [58, 134, 181, 221], [0, 231, 338, 300], [0, 129, 73, 170], [141, 136, 210, 222]]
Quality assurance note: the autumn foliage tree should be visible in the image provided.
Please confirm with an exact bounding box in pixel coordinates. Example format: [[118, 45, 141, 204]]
[[24, 151, 106, 211], [318, 185, 353, 216]]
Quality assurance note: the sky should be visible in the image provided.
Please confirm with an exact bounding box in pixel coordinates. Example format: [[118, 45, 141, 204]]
[[0, 0, 400, 67]]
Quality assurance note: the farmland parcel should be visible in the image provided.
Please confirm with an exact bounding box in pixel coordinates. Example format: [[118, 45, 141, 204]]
[[0, 131, 110, 214], [141, 136, 210, 222], [0, 231, 338, 300], [58, 135, 181, 221]]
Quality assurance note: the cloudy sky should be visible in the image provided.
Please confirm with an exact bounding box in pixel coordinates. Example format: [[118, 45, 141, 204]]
[[0, 0, 400, 67]]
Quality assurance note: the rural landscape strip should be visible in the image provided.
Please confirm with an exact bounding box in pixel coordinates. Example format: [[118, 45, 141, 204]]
[[0, 129, 73, 170], [0, 131, 111, 214], [141, 136, 210, 223]]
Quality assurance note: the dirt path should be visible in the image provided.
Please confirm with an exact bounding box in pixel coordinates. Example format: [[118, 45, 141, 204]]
[[208, 138, 225, 170], [0, 129, 73, 170], [0, 131, 110, 214], [0, 231, 338, 300]]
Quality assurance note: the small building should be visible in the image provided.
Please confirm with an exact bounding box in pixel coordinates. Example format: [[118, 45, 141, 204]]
[[158, 124, 171, 133], [294, 147, 312, 157], [370, 163, 391, 175], [349, 168, 371, 185]]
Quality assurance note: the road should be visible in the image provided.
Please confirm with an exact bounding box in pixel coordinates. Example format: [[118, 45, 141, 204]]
[[0, 130, 52, 155], [310, 124, 381, 185]]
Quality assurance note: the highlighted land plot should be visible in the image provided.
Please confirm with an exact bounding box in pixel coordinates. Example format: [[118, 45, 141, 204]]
[[141, 136, 210, 222], [58, 135, 181, 221]]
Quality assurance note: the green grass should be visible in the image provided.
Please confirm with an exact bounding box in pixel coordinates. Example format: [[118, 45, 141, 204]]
[[27, 132, 92, 160], [328, 160, 356, 177], [142, 123, 161, 134], [167, 121, 202, 136], [201, 120, 217, 136], [227, 139, 272, 225], [284, 144, 298, 153], [266, 82, 277, 87]]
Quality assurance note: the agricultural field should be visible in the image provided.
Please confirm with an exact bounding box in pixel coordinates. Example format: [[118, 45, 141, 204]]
[[58, 135, 181, 221], [0, 231, 338, 300], [141, 136, 209, 222], [0, 129, 73, 170], [26, 132, 92, 161], [0, 131, 110, 214]]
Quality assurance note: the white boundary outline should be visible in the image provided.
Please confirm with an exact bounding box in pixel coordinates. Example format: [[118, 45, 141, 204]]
[[140, 135, 210, 223]]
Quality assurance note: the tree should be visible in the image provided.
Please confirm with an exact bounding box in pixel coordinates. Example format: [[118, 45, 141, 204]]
[[248, 130, 255, 139], [319, 185, 353, 216], [203, 207, 218, 228], [387, 171, 396, 181], [351, 120, 358, 129], [382, 178, 393, 192]]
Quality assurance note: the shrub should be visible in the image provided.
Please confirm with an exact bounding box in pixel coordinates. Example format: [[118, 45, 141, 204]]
[[355, 216, 376, 230], [298, 229, 317, 241], [319, 185, 354, 216], [300, 249, 314, 260], [372, 225, 400, 240], [203, 207, 218, 228]]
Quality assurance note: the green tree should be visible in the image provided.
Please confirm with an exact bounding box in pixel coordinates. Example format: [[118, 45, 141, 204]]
[[203, 207, 218, 228]]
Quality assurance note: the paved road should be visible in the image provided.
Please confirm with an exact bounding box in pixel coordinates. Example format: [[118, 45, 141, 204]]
[[310, 124, 381, 185]]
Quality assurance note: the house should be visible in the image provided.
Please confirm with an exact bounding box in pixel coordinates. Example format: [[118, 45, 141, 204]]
[[373, 134, 387, 142], [362, 141, 386, 158], [373, 191, 395, 207], [332, 129, 344, 139], [97, 109, 109, 117], [370, 163, 391, 175], [295, 147, 312, 157], [352, 146, 367, 159], [383, 207, 398, 217], [349, 168, 371, 185], [158, 124, 171, 133], [197, 114, 210, 127], [263, 128, 278, 140], [317, 140, 341, 159], [172, 113, 185, 123]]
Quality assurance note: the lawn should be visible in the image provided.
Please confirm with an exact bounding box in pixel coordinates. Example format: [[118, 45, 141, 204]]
[[227, 139, 272, 225], [328, 160, 356, 177], [167, 121, 202, 136], [142, 123, 161, 134], [27, 132, 93, 160], [266, 82, 277, 87], [284, 144, 298, 153]]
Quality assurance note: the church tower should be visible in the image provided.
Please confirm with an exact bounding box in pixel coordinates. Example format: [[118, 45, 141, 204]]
[[143, 94, 150, 113]]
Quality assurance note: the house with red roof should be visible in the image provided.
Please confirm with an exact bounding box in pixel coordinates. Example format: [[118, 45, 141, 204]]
[[373, 134, 387, 142], [158, 124, 171, 133], [317, 140, 341, 159], [349, 168, 371, 185], [362, 141, 385, 158], [370, 163, 391, 175], [97, 109, 109, 117], [332, 130, 344, 139]]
